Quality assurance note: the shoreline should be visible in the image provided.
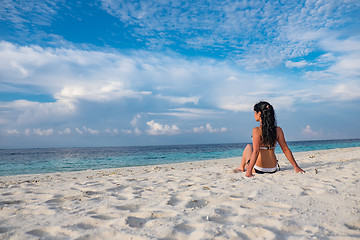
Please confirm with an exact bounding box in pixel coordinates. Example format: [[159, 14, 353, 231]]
[[1, 137, 359, 151], [1, 147, 359, 239], [1, 139, 360, 177]]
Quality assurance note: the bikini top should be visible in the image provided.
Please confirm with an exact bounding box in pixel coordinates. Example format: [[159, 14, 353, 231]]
[[259, 146, 275, 150], [251, 136, 276, 150]]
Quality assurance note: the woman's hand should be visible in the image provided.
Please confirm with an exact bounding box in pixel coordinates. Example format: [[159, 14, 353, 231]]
[[245, 169, 254, 177], [294, 166, 305, 174]]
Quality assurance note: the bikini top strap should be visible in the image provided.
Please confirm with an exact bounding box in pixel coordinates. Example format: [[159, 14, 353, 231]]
[[259, 146, 275, 150]]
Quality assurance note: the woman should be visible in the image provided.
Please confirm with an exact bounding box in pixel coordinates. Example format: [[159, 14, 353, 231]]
[[235, 101, 305, 177]]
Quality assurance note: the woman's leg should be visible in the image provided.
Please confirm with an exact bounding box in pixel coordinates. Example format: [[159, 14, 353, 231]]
[[235, 144, 253, 172]]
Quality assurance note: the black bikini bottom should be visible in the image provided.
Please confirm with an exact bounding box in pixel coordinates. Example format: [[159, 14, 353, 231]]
[[246, 160, 281, 174], [254, 168, 278, 174]]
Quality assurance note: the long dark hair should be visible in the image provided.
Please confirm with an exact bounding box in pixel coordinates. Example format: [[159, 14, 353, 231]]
[[254, 101, 277, 147]]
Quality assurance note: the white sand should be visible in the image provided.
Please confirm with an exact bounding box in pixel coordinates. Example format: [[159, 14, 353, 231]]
[[0, 147, 359, 240]]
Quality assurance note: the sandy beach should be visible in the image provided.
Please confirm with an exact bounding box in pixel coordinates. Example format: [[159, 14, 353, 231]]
[[0, 147, 359, 239]]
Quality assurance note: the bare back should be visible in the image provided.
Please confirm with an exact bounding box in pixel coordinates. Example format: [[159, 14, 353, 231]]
[[253, 126, 283, 168]]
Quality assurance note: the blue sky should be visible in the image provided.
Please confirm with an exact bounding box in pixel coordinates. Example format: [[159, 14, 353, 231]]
[[0, 0, 360, 148]]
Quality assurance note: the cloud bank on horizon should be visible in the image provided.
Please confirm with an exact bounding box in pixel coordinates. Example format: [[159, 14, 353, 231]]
[[0, 0, 359, 147]]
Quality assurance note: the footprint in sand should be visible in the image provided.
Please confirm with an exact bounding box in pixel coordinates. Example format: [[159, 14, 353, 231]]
[[185, 199, 208, 209], [2, 192, 15, 196], [203, 215, 228, 224], [240, 203, 257, 209], [115, 204, 141, 212], [45, 198, 64, 205], [0, 200, 24, 206], [0, 226, 15, 234], [82, 190, 104, 196], [72, 223, 97, 230], [167, 196, 181, 206], [91, 215, 115, 220], [82, 182, 104, 187], [27, 227, 70, 239], [111, 194, 127, 200], [238, 226, 277, 240], [300, 184, 327, 196], [150, 210, 178, 219], [345, 220, 360, 231], [173, 222, 195, 234], [106, 185, 127, 192], [229, 194, 244, 199], [125, 216, 148, 228], [203, 207, 233, 224], [214, 207, 233, 216], [27, 229, 49, 238], [265, 201, 292, 209]]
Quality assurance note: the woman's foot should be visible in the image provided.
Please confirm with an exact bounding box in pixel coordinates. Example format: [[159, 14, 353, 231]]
[[233, 167, 245, 173]]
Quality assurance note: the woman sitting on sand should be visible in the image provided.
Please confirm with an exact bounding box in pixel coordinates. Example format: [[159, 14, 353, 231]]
[[235, 101, 304, 177]]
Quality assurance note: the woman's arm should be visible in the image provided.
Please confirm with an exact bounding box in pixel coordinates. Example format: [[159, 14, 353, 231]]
[[246, 127, 261, 177], [277, 127, 305, 173]]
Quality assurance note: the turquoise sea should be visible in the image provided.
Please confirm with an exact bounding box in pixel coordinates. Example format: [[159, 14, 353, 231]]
[[1, 139, 360, 176]]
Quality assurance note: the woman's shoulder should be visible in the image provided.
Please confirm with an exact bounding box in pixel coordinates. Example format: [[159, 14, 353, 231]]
[[276, 126, 285, 139], [252, 126, 261, 131], [252, 126, 261, 135]]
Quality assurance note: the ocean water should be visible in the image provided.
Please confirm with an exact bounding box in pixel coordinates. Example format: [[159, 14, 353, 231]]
[[0, 139, 360, 176]]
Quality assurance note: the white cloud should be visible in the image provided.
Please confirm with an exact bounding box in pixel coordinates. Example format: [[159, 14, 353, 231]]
[[58, 128, 71, 135], [5, 127, 56, 136], [268, 96, 297, 111], [121, 129, 132, 135], [106, 128, 119, 135], [134, 127, 142, 135], [10, 61, 28, 76], [301, 125, 320, 138], [55, 82, 151, 103], [121, 127, 142, 135], [128, 115, 143, 135], [149, 108, 225, 119], [304, 71, 336, 81], [193, 123, 227, 133], [75, 127, 99, 135], [329, 53, 360, 78], [0, 41, 153, 95], [305, 38, 360, 82], [2, 38, 359, 135], [24, 128, 31, 136], [2, 129, 20, 136], [17, 99, 75, 125], [0, 0, 62, 28], [87, 128, 98, 135], [285, 60, 308, 68], [218, 99, 253, 112], [33, 128, 54, 136], [156, 94, 200, 105], [301, 37, 360, 101], [130, 114, 141, 127], [82, 126, 99, 135], [75, 128, 83, 134], [210, 71, 303, 112], [320, 37, 360, 52], [146, 120, 180, 135], [330, 82, 360, 101], [0, 42, 155, 126], [100, 0, 359, 69]]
